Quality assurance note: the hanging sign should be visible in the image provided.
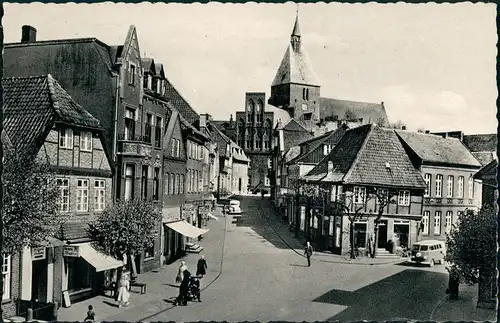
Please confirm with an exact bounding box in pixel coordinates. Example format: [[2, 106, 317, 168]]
[[63, 245, 80, 257], [32, 247, 46, 261]]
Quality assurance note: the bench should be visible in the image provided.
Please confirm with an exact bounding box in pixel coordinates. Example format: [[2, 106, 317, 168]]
[[129, 282, 147, 294]]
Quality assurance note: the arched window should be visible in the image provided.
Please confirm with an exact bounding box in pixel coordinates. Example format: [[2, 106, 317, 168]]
[[264, 118, 272, 129], [256, 100, 263, 124], [247, 99, 255, 114]]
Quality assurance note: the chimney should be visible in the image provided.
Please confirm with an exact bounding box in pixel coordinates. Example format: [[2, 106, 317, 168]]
[[402, 125, 406, 130], [21, 25, 37, 43], [425, 130, 430, 134]]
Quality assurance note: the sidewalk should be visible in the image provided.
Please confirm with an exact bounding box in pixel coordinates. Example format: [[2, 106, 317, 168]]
[[259, 199, 406, 266], [56, 207, 227, 322], [430, 283, 497, 321]]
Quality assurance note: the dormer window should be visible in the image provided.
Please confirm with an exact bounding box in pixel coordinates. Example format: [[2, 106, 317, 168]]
[[147, 75, 152, 90], [156, 78, 161, 93]]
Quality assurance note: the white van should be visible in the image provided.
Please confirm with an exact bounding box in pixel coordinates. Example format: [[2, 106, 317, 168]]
[[409, 240, 446, 267]]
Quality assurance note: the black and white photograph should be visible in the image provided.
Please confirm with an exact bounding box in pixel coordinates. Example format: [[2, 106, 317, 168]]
[[0, 1, 497, 322]]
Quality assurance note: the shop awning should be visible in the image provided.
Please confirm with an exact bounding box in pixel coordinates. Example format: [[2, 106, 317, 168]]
[[207, 213, 219, 221], [77, 243, 124, 272], [165, 220, 209, 239]]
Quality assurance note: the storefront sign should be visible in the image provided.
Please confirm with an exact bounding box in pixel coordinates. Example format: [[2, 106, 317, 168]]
[[32, 247, 46, 261], [63, 245, 80, 257]]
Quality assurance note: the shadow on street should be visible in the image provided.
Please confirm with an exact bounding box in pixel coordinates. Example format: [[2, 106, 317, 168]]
[[315, 268, 448, 321]]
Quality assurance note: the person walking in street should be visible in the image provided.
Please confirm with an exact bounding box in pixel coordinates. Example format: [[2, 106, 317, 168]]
[[117, 273, 130, 308], [174, 269, 191, 306], [176, 260, 187, 284], [304, 241, 313, 267], [196, 255, 208, 289]]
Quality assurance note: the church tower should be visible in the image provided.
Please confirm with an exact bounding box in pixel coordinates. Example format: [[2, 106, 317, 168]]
[[268, 9, 321, 125]]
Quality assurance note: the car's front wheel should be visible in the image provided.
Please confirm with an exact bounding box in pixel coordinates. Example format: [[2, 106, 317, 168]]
[[429, 259, 435, 267]]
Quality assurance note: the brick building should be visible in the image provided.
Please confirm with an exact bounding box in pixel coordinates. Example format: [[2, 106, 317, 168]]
[[4, 25, 165, 275], [3, 75, 118, 315], [396, 131, 483, 241], [302, 124, 427, 254]]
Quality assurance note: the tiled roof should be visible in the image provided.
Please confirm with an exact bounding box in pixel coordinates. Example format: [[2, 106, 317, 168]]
[[178, 112, 209, 141], [282, 118, 310, 132], [142, 58, 155, 73], [290, 124, 348, 164], [230, 141, 249, 163], [212, 126, 231, 157], [463, 134, 497, 152], [396, 130, 482, 168], [3, 75, 101, 152], [474, 159, 497, 179], [164, 75, 199, 124], [59, 221, 90, 241], [271, 42, 320, 87], [319, 98, 389, 126], [284, 146, 301, 163], [471, 152, 497, 167], [305, 124, 427, 189], [1, 130, 12, 149]]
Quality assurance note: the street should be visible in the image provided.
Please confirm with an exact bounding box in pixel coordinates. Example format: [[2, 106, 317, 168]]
[[101, 195, 453, 322]]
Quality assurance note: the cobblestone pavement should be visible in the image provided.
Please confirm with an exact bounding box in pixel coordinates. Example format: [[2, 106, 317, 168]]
[[58, 197, 496, 322]]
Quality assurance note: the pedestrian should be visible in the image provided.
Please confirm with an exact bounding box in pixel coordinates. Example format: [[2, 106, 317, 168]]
[[304, 241, 313, 267], [84, 305, 95, 322], [176, 260, 187, 284], [174, 269, 191, 306], [117, 273, 130, 308], [196, 255, 208, 289], [261, 190, 265, 200]]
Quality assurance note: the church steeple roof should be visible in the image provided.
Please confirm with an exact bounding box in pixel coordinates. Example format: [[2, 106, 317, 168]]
[[271, 12, 320, 87]]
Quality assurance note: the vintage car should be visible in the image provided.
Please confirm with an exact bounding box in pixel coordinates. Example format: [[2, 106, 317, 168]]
[[225, 199, 242, 215]]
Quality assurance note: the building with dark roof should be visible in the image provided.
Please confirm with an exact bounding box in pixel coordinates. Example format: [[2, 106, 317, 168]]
[[297, 124, 426, 255], [396, 130, 483, 242], [3, 75, 117, 313]]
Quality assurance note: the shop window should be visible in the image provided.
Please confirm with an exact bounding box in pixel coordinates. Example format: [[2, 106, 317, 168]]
[[57, 178, 70, 212], [2, 255, 10, 300], [76, 179, 89, 212], [59, 128, 73, 149], [94, 180, 106, 211], [80, 131, 92, 152], [67, 257, 92, 293]]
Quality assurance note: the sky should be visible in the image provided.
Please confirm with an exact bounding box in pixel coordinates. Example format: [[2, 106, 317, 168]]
[[3, 2, 497, 134]]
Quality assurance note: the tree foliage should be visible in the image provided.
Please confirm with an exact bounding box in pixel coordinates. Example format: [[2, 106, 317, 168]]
[[445, 206, 497, 284], [2, 148, 61, 255], [87, 198, 161, 261]]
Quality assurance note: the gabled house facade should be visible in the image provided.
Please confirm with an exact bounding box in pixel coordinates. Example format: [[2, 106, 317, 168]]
[[396, 131, 483, 241], [3, 75, 120, 313], [302, 124, 427, 255]]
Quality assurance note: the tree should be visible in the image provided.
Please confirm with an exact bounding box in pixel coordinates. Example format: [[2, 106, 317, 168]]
[[445, 206, 497, 308], [2, 148, 61, 256], [87, 198, 161, 297], [333, 194, 364, 259]]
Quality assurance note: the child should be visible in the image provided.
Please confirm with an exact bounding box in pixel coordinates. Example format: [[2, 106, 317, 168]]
[[84, 305, 95, 322]]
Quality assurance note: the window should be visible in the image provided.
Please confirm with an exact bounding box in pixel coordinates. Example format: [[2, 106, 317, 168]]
[[169, 173, 174, 195], [445, 211, 452, 232], [195, 171, 199, 191], [129, 63, 136, 85], [172, 174, 177, 195], [154, 116, 162, 148], [468, 177, 474, 198], [191, 170, 195, 192], [256, 138, 261, 149], [376, 188, 389, 205], [94, 180, 106, 211], [434, 211, 442, 235], [2, 255, 10, 300], [56, 178, 70, 212], [267, 159, 272, 169], [353, 186, 366, 204], [59, 128, 73, 149], [124, 108, 136, 141], [447, 175, 454, 197], [144, 243, 154, 259], [175, 174, 180, 195], [165, 173, 170, 195], [422, 211, 430, 235], [141, 166, 148, 199], [398, 190, 410, 206], [80, 131, 92, 151], [125, 165, 135, 200], [265, 176, 270, 187], [458, 176, 464, 198], [147, 75, 152, 90], [156, 78, 161, 93], [424, 174, 431, 197], [170, 139, 176, 157], [435, 175, 443, 198], [153, 168, 160, 200], [323, 145, 328, 156], [145, 114, 153, 144], [76, 179, 89, 212], [180, 175, 185, 194], [176, 139, 180, 157], [246, 138, 251, 149]]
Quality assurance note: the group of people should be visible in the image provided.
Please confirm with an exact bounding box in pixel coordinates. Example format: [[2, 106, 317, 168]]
[[174, 255, 208, 306]]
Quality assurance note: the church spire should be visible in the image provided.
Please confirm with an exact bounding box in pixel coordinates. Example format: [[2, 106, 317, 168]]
[[291, 5, 301, 38]]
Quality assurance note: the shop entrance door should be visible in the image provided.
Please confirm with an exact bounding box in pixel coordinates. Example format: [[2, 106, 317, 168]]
[[32, 259, 48, 302], [377, 220, 388, 248]]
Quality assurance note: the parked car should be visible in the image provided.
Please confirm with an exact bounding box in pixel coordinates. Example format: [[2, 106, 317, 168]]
[[225, 199, 242, 215], [408, 240, 446, 267]]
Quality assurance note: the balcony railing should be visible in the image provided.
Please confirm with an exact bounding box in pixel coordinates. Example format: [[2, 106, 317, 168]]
[[117, 133, 151, 144]]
